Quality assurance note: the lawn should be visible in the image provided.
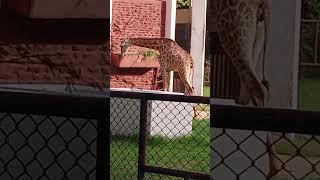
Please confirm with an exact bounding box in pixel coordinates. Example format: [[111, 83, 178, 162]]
[[298, 78, 320, 111], [203, 85, 210, 97], [111, 119, 210, 179]]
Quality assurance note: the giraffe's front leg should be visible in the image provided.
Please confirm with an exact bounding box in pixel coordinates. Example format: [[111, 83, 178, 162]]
[[161, 69, 170, 92], [237, 82, 250, 105], [178, 67, 193, 96], [252, 18, 266, 68]]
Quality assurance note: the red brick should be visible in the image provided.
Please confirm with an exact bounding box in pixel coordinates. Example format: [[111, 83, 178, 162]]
[[111, 0, 165, 90]]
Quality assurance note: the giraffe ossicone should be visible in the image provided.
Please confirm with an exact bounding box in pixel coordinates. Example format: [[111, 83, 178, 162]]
[[120, 37, 194, 96]]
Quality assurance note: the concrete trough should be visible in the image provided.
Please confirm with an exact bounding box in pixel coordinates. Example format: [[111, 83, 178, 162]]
[[110, 88, 194, 138]]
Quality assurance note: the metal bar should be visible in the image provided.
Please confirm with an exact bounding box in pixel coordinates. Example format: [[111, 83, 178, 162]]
[[301, 19, 320, 23], [314, 22, 319, 64], [0, 90, 106, 119], [96, 98, 109, 180], [212, 104, 320, 135], [144, 165, 211, 179], [299, 62, 320, 66], [137, 98, 148, 180], [110, 90, 210, 104]]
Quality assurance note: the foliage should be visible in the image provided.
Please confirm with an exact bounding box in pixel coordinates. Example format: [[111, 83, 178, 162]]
[[302, 0, 320, 19], [142, 49, 160, 57], [177, 0, 190, 9]]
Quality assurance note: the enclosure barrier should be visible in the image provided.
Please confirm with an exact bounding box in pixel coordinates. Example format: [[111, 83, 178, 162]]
[[1, 89, 320, 179], [111, 89, 320, 179], [0, 90, 109, 180], [110, 90, 211, 179], [212, 105, 320, 179]]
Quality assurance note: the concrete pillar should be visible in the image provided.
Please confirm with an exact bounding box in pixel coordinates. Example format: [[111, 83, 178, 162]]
[[190, 0, 207, 96], [109, 0, 112, 42], [165, 0, 176, 92]]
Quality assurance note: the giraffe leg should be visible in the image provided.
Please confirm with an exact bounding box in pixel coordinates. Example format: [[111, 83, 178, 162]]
[[238, 13, 267, 105], [178, 67, 193, 95], [218, 14, 269, 106], [161, 69, 170, 92], [253, 18, 265, 69], [238, 82, 250, 105]]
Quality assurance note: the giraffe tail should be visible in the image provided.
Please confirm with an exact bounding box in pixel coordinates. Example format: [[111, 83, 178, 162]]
[[190, 63, 195, 94]]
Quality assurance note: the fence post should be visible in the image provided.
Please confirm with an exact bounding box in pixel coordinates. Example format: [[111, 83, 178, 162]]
[[96, 98, 109, 180], [138, 98, 148, 180]]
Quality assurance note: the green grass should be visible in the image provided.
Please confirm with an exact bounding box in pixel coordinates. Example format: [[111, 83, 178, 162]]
[[298, 78, 320, 111], [203, 85, 210, 97], [111, 119, 210, 179]]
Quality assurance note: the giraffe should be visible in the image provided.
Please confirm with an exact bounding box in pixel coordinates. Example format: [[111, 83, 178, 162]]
[[120, 37, 194, 95], [211, 0, 292, 179]]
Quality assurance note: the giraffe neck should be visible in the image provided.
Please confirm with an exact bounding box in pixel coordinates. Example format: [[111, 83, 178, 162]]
[[127, 38, 173, 51]]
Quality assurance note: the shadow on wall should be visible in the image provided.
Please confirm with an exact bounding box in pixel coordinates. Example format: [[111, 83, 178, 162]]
[[0, 7, 109, 89]]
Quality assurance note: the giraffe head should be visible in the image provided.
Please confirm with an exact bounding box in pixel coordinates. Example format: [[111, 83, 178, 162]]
[[120, 39, 130, 57]]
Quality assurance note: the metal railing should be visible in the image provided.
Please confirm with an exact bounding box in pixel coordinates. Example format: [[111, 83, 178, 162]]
[[3, 88, 320, 179], [0, 90, 109, 180], [211, 105, 320, 179], [300, 19, 320, 67], [110, 90, 211, 179], [110, 89, 320, 179]]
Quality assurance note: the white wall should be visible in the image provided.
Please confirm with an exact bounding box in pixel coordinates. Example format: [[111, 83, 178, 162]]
[[262, 0, 301, 109]]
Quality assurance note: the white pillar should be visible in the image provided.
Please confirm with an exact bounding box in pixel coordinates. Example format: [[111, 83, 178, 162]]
[[165, 0, 176, 92], [110, 0, 112, 33], [291, 0, 301, 110], [288, 0, 301, 140], [190, 0, 207, 96]]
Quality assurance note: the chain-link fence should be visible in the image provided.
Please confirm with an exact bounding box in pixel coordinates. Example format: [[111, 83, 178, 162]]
[[211, 104, 320, 180], [0, 90, 108, 180], [110, 90, 210, 179]]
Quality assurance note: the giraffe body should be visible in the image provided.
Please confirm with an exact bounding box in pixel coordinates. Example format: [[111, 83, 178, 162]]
[[120, 38, 194, 95], [211, 0, 293, 179], [212, 0, 270, 107]]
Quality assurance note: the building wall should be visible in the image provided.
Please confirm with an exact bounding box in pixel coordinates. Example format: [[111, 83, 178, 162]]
[[111, 0, 166, 90], [0, 8, 108, 89]]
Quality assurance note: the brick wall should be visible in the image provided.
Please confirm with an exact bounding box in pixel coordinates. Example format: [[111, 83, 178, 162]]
[[111, 0, 166, 90], [0, 9, 109, 89], [111, 68, 158, 89]]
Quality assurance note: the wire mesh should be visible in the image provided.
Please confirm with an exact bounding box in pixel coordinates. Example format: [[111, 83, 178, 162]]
[[0, 113, 98, 180], [210, 128, 320, 180], [110, 95, 210, 179]]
